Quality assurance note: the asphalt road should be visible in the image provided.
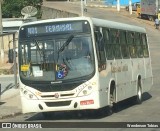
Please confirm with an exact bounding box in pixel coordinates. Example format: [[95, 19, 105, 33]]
[[1, 2, 160, 130]]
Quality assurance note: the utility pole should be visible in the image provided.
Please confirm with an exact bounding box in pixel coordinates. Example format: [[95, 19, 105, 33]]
[[117, 0, 120, 12], [13, 33, 18, 89], [0, 0, 4, 63], [81, 0, 84, 16], [84, 0, 87, 6], [0, 0, 2, 34], [129, 0, 132, 15]]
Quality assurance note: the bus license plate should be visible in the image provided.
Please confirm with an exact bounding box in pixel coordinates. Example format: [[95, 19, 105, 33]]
[[80, 100, 94, 105]]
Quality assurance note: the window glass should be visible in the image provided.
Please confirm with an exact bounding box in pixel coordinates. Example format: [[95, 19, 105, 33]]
[[110, 29, 120, 44], [127, 32, 134, 45], [129, 45, 137, 58], [137, 45, 143, 58], [106, 44, 114, 60], [94, 27, 106, 71], [135, 33, 143, 58], [142, 34, 149, 57], [19, 36, 95, 81], [103, 28, 114, 60], [135, 33, 141, 45], [120, 31, 129, 58], [110, 29, 121, 59], [127, 32, 137, 58], [103, 28, 110, 44], [114, 44, 121, 59]]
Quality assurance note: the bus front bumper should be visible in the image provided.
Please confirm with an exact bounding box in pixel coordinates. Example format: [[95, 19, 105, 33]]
[[21, 91, 102, 113]]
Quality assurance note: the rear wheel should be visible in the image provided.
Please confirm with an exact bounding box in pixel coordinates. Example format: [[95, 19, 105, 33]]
[[107, 82, 117, 115], [136, 80, 142, 104]]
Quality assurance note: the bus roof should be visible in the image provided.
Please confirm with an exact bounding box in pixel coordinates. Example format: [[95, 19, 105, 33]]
[[20, 17, 146, 33], [91, 17, 146, 33]]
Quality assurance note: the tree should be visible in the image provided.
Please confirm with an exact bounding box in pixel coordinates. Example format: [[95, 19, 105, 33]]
[[2, 0, 43, 18]]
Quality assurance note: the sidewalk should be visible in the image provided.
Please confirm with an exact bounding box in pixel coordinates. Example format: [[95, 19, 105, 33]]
[[0, 55, 21, 119], [0, 86, 22, 120]]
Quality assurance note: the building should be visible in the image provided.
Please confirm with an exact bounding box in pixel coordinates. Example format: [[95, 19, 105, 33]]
[[2, 17, 37, 33]]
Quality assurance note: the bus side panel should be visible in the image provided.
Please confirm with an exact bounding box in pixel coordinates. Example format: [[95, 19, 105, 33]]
[[98, 60, 115, 107], [130, 58, 145, 94], [143, 57, 153, 92], [116, 59, 133, 101]]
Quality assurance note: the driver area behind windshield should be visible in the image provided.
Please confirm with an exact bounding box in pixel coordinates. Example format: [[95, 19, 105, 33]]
[[19, 36, 94, 82]]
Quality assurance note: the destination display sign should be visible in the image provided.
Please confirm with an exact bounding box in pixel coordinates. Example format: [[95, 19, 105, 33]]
[[19, 20, 90, 38]]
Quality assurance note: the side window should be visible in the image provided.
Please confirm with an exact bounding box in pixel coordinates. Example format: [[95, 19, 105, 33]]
[[135, 33, 143, 58], [94, 26, 106, 71], [127, 32, 137, 58], [103, 28, 114, 60], [110, 29, 122, 59], [120, 31, 129, 58], [142, 34, 149, 57]]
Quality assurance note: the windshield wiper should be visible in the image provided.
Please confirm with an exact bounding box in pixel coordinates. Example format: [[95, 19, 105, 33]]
[[34, 39, 46, 63], [34, 39, 42, 55], [58, 35, 74, 53]]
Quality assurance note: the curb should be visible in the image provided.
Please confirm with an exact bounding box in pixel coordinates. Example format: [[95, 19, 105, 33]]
[[86, 4, 108, 8], [69, 2, 126, 9], [0, 111, 22, 120], [0, 74, 14, 78]]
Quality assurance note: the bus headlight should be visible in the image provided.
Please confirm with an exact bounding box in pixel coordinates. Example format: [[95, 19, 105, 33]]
[[83, 90, 87, 95], [77, 85, 93, 97], [21, 88, 38, 100]]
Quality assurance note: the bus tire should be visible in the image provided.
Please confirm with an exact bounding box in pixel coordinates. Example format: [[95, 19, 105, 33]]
[[136, 79, 142, 104], [107, 81, 116, 115]]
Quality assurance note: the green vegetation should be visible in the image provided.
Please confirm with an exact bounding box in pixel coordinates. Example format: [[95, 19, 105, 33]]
[[2, 0, 43, 18]]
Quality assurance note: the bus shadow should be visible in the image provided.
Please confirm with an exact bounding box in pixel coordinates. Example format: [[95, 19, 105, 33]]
[[0, 102, 6, 105], [112, 92, 152, 113], [25, 110, 107, 121], [25, 92, 152, 121], [142, 92, 152, 102]]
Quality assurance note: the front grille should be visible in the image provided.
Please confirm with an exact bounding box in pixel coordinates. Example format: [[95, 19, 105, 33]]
[[29, 81, 83, 92], [45, 101, 71, 107], [61, 93, 75, 97], [41, 93, 75, 98]]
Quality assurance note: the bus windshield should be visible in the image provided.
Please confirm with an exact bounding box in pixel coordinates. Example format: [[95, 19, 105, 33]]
[[19, 35, 95, 83]]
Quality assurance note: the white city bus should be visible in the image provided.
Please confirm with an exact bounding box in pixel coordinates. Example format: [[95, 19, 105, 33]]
[[18, 17, 153, 116]]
